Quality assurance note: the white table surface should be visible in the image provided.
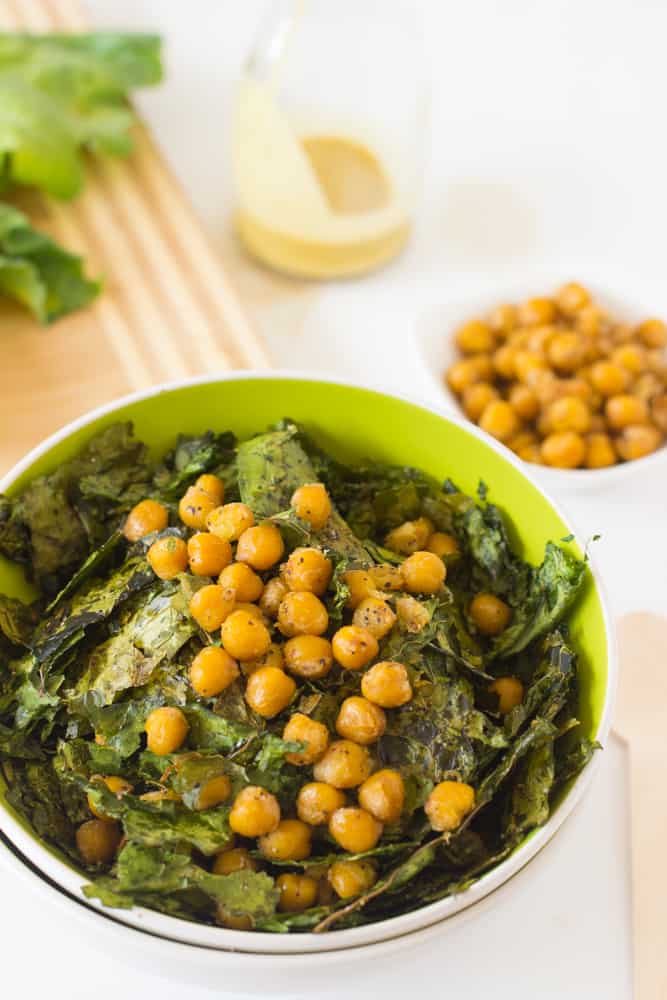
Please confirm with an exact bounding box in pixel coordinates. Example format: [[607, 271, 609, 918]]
[[6, 0, 667, 995]]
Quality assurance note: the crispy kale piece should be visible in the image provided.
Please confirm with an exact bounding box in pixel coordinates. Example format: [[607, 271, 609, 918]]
[[0, 423, 152, 594]]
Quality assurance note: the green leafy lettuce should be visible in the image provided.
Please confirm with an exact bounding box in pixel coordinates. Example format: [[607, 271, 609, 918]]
[[0, 202, 100, 321], [0, 33, 163, 199]]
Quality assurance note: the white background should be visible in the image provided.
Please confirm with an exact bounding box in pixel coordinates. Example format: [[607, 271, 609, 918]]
[[6, 0, 667, 995]]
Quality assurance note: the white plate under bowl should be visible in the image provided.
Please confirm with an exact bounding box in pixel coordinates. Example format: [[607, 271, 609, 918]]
[[0, 371, 617, 964], [414, 277, 667, 493]]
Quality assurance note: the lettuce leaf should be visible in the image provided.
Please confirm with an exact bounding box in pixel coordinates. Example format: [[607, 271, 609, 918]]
[[0, 33, 162, 199], [0, 201, 100, 321]]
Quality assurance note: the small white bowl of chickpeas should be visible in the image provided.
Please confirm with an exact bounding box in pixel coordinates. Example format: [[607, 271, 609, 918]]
[[415, 280, 667, 489]]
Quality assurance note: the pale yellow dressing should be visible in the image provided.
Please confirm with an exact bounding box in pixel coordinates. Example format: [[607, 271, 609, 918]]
[[233, 78, 410, 278]]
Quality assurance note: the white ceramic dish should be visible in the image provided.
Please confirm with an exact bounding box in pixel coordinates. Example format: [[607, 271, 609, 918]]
[[414, 278, 667, 493], [0, 372, 617, 960]]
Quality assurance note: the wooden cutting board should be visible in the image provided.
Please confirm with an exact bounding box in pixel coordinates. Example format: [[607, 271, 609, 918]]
[[0, 0, 270, 476]]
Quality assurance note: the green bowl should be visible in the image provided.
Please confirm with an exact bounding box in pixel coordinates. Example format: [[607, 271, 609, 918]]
[[0, 373, 615, 956]]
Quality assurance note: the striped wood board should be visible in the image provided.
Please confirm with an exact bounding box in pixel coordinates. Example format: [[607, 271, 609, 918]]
[[0, 0, 270, 475]]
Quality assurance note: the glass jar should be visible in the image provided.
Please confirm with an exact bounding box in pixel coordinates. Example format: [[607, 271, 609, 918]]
[[232, 1, 428, 279]]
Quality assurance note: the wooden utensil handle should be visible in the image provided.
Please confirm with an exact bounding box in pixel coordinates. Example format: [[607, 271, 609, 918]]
[[614, 612, 667, 1000]]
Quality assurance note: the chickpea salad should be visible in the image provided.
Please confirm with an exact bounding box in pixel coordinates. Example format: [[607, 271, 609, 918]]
[[0, 421, 598, 932]]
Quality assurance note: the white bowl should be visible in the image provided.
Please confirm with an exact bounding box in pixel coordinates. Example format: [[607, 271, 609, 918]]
[[0, 372, 617, 963], [414, 277, 667, 493]]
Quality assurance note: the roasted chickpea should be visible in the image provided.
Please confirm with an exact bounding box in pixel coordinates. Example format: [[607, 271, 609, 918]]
[[123, 499, 168, 542], [651, 395, 667, 433], [611, 323, 635, 344], [283, 713, 330, 765], [385, 517, 434, 555], [178, 485, 218, 530], [546, 395, 591, 434], [637, 318, 667, 349], [207, 502, 255, 542], [478, 400, 520, 443], [290, 483, 332, 531], [283, 635, 333, 679], [87, 775, 133, 819], [519, 296, 556, 326], [507, 430, 538, 456], [344, 569, 379, 608], [297, 782, 346, 825], [259, 819, 312, 862], [212, 847, 258, 876], [517, 443, 544, 464], [189, 645, 239, 697], [492, 344, 517, 379], [196, 774, 232, 810], [187, 532, 233, 577], [634, 373, 664, 402], [455, 319, 496, 354], [489, 676, 524, 714], [547, 331, 586, 372], [352, 598, 396, 640], [332, 625, 379, 670], [616, 424, 663, 461], [358, 769, 405, 823], [313, 740, 373, 789], [585, 433, 617, 469], [259, 577, 288, 618], [328, 860, 377, 899], [426, 532, 459, 559], [278, 592, 329, 637], [147, 536, 188, 580], [446, 356, 493, 395], [219, 562, 264, 603], [283, 547, 333, 596], [605, 394, 649, 430], [229, 786, 280, 837], [469, 593, 512, 636], [576, 303, 607, 336], [236, 523, 285, 571], [188, 583, 234, 632], [462, 382, 499, 421], [336, 696, 386, 745], [221, 610, 272, 661], [541, 431, 586, 468], [216, 909, 253, 930], [488, 303, 517, 335], [514, 350, 547, 383], [526, 324, 558, 354], [425, 781, 475, 832], [76, 818, 122, 865], [242, 642, 285, 677], [508, 384, 539, 422], [195, 473, 225, 504], [612, 343, 648, 375], [369, 563, 404, 591], [401, 551, 446, 594], [144, 706, 189, 755], [361, 660, 412, 708], [556, 282, 590, 315], [395, 595, 431, 632], [276, 873, 319, 912], [589, 361, 629, 397], [329, 807, 383, 852], [232, 601, 269, 623], [245, 666, 296, 718]]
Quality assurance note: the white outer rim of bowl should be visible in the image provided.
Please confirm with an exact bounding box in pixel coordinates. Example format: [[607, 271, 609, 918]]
[[411, 278, 667, 489], [0, 370, 618, 957]]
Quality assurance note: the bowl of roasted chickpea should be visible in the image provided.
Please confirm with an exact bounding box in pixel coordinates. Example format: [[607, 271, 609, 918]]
[[0, 373, 615, 966], [416, 280, 667, 488]]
